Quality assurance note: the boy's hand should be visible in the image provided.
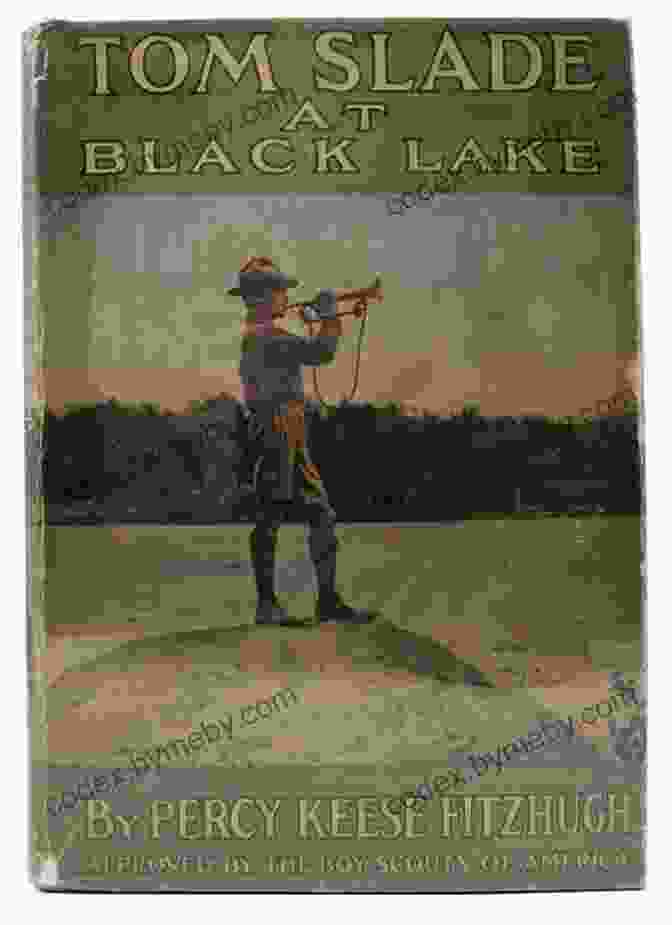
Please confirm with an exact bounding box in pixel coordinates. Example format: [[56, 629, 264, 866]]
[[312, 288, 338, 319], [300, 305, 320, 323], [300, 289, 338, 324]]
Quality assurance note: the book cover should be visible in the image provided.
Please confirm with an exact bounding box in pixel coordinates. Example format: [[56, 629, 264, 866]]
[[25, 18, 644, 892]]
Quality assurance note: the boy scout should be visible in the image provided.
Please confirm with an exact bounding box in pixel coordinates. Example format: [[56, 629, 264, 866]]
[[232, 257, 379, 627]]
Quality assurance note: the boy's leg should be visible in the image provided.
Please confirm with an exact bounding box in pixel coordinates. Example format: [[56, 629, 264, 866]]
[[250, 451, 312, 627], [297, 450, 379, 624], [304, 497, 339, 606], [250, 504, 282, 606]]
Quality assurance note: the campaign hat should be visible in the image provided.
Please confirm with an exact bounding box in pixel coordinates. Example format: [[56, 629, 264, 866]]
[[228, 257, 299, 297]]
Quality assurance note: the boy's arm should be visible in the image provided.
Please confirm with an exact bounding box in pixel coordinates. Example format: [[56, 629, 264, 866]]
[[274, 289, 342, 367], [274, 321, 342, 367]]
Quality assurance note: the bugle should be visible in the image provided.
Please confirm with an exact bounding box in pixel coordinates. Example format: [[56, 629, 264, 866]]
[[284, 276, 383, 319]]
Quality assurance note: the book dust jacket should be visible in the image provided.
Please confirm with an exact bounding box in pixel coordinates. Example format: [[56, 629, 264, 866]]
[[24, 18, 645, 892]]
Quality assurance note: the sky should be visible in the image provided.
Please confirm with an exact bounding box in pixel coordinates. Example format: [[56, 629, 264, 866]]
[[37, 191, 639, 415]]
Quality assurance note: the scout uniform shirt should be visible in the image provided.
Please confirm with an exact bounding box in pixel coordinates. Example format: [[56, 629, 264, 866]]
[[239, 323, 340, 503]]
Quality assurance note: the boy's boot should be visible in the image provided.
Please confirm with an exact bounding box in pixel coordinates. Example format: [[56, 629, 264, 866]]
[[308, 518, 379, 624], [250, 524, 312, 626]]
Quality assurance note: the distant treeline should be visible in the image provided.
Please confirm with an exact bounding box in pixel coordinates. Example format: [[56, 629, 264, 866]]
[[36, 396, 642, 524]]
